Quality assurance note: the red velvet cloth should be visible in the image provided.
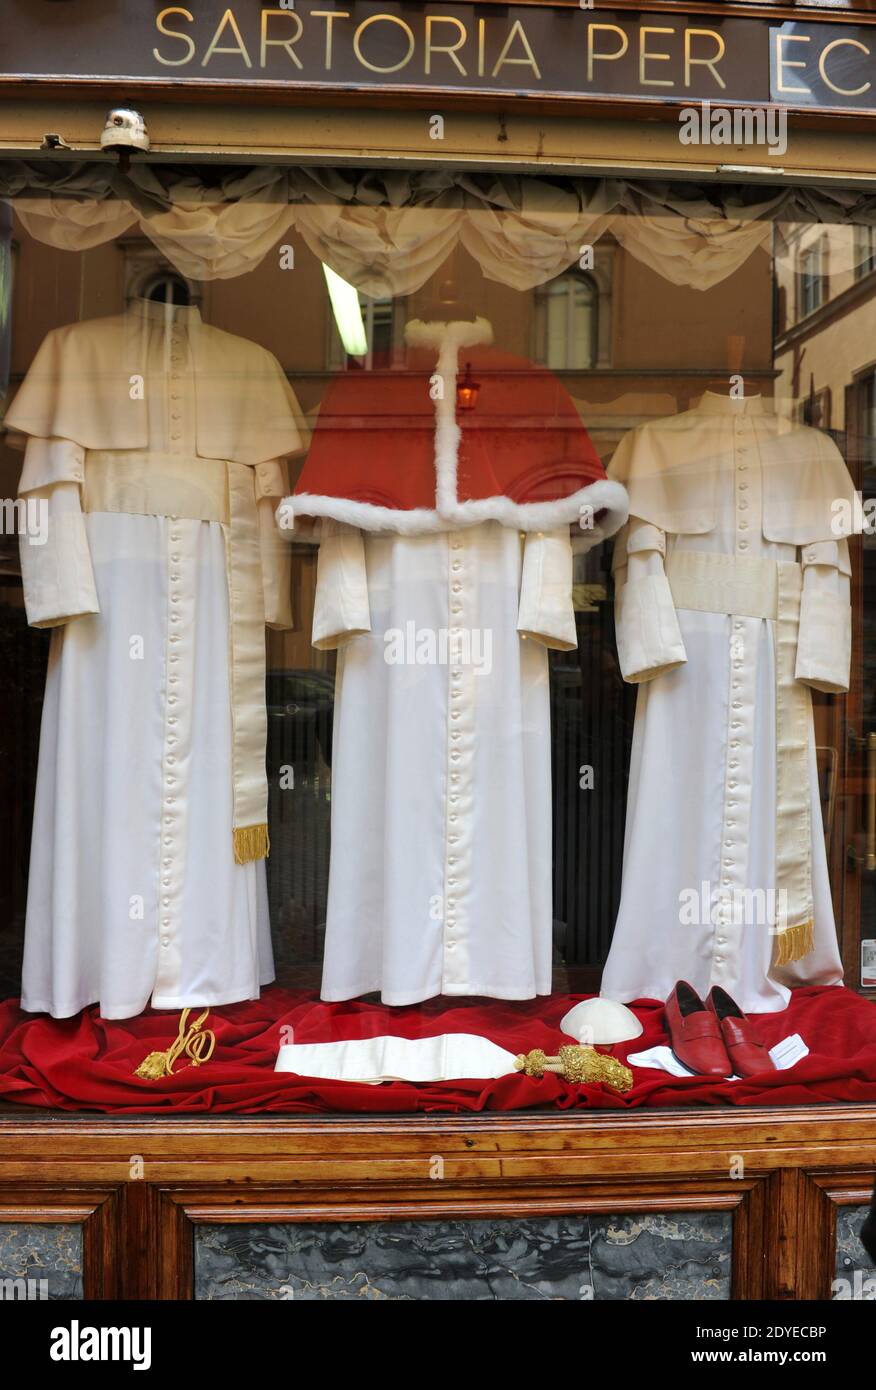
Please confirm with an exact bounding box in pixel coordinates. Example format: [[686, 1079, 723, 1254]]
[[0, 985, 874, 1114]]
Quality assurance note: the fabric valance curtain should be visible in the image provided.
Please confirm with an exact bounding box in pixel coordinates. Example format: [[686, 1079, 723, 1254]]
[[3, 162, 875, 293]]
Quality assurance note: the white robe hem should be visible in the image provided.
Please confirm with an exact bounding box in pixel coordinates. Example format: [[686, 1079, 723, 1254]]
[[21, 972, 275, 1022]]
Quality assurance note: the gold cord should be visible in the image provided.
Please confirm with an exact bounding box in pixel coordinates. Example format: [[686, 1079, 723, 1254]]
[[134, 1008, 216, 1080]]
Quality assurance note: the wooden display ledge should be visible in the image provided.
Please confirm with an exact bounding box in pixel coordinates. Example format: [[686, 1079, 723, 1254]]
[[0, 1102, 873, 1300]]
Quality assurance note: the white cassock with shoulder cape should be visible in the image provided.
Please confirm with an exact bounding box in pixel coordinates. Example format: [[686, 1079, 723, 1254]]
[[5, 298, 306, 1019], [602, 391, 856, 1014], [282, 318, 629, 1006]]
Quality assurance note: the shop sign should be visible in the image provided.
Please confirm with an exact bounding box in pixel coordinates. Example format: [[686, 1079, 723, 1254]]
[[3, 4, 876, 114]]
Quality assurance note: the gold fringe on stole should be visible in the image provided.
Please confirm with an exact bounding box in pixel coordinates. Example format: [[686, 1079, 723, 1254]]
[[134, 1008, 216, 1080], [233, 822, 270, 864], [772, 919, 815, 967]]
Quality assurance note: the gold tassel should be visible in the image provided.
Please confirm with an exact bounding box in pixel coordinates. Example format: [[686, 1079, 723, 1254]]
[[134, 1008, 216, 1080], [233, 823, 270, 864], [514, 1045, 633, 1093], [773, 918, 814, 967]]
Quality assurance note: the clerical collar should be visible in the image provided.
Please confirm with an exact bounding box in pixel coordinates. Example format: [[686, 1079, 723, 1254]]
[[696, 390, 767, 417], [130, 296, 201, 327]]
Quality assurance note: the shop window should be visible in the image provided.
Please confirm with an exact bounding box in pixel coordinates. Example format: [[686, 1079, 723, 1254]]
[[0, 166, 871, 1125]]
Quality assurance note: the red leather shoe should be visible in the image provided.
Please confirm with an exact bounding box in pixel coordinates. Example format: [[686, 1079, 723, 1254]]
[[665, 981, 732, 1077], [706, 986, 775, 1077]]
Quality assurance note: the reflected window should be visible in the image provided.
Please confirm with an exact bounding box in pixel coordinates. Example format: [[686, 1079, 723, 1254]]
[[140, 270, 192, 306], [122, 239, 198, 310], [802, 385, 832, 429], [775, 282, 787, 336], [535, 271, 598, 371], [855, 225, 876, 280], [0, 201, 12, 399], [799, 241, 826, 318], [328, 292, 405, 370], [859, 371, 876, 451]]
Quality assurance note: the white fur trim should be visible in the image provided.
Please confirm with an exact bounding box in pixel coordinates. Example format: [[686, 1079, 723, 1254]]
[[404, 317, 494, 352], [404, 318, 494, 517], [280, 479, 629, 549]]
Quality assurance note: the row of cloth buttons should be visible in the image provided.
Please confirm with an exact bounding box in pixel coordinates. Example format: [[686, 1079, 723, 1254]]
[[169, 325, 184, 444], [157, 314, 184, 976], [735, 414, 750, 552], [160, 522, 183, 955], [445, 531, 463, 959], [713, 411, 758, 977]]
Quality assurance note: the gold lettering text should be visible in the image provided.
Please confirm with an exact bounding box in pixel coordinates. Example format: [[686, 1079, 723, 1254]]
[[153, 7, 195, 67], [587, 24, 628, 83], [774, 33, 811, 95], [312, 10, 350, 72], [353, 14, 415, 74], [818, 37, 871, 97], [491, 20, 541, 80], [202, 9, 253, 68], [684, 27, 726, 90], [261, 9, 303, 69], [639, 26, 674, 88], [425, 16, 467, 76]]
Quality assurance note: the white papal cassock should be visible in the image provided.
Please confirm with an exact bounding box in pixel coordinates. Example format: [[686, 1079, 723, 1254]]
[[602, 391, 856, 1014], [312, 520, 579, 1004], [6, 298, 305, 1019]]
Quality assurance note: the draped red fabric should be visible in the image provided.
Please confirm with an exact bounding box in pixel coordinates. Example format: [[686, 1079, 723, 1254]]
[[293, 346, 605, 513], [0, 985, 874, 1115]]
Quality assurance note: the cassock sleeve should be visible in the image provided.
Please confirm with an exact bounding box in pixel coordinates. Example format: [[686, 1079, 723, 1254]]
[[795, 538, 852, 693], [17, 437, 100, 629], [613, 518, 687, 683], [516, 528, 577, 650], [254, 458, 293, 630], [311, 520, 371, 651]]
